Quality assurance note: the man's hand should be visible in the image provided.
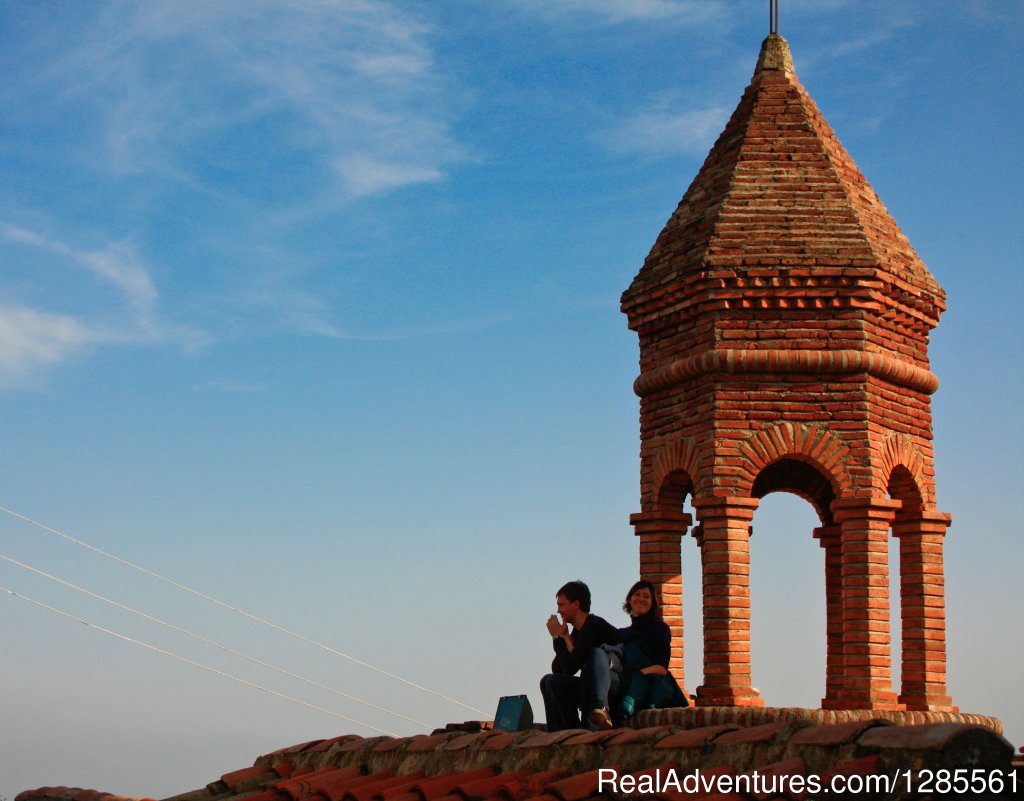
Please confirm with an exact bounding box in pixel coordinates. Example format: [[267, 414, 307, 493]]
[[546, 614, 568, 639]]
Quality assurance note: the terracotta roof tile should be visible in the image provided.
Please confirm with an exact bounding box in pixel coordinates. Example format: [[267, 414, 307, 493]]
[[495, 769, 568, 800], [644, 765, 737, 801], [519, 730, 587, 749], [16, 792, 155, 801], [372, 737, 412, 753], [233, 791, 286, 801], [410, 768, 496, 800], [787, 719, 889, 747], [858, 721, 996, 751], [407, 734, 461, 753], [714, 721, 795, 746], [740, 757, 806, 801], [309, 736, 365, 754], [220, 765, 280, 791], [444, 732, 503, 752], [351, 772, 424, 801], [615, 764, 678, 796], [335, 736, 393, 757], [303, 765, 368, 800], [453, 771, 533, 800], [272, 740, 325, 758], [814, 753, 884, 786], [273, 766, 357, 801], [605, 725, 674, 746], [560, 730, 621, 747], [479, 732, 518, 751], [545, 768, 617, 801], [655, 725, 739, 749]]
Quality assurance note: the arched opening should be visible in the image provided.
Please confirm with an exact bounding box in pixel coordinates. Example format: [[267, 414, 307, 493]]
[[887, 464, 925, 704], [643, 469, 697, 695], [680, 491, 701, 701], [748, 458, 834, 707]]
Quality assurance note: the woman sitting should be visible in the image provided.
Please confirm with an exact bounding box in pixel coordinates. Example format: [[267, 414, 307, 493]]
[[616, 579, 688, 721]]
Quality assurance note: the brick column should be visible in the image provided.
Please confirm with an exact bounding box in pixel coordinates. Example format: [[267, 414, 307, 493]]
[[831, 497, 904, 710], [692, 496, 763, 707], [892, 511, 957, 711], [630, 510, 691, 690], [814, 523, 844, 709]]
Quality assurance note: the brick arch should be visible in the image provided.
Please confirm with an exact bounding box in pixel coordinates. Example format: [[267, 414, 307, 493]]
[[878, 433, 933, 509], [737, 423, 855, 498], [650, 436, 706, 501], [752, 457, 835, 524]]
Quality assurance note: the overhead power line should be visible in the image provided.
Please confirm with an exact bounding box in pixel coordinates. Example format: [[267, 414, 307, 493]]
[[0, 552, 428, 728], [0, 582, 397, 736], [0, 504, 488, 717]]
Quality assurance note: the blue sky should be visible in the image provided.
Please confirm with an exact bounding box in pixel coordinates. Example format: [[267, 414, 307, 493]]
[[1, 0, 1021, 796]]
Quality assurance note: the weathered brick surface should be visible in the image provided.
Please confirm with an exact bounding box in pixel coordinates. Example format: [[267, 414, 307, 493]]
[[621, 35, 954, 712]]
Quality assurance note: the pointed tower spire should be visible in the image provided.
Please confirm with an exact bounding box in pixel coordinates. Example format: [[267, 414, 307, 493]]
[[622, 35, 955, 714], [755, 32, 794, 74]]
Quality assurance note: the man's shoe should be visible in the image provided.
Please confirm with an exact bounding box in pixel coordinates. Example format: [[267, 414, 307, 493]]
[[589, 707, 613, 730]]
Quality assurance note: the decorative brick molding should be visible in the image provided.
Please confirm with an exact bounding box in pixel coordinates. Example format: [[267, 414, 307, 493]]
[[879, 432, 935, 509], [634, 348, 940, 398], [634, 706, 1003, 735], [737, 422, 853, 500], [648, 436, 705, 499]]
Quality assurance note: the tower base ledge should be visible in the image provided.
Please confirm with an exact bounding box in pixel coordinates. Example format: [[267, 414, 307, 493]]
[[633, 705, 1002, 736]]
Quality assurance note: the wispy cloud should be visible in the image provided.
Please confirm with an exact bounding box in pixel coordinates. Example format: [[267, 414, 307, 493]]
[[2, 225, 157, 310], [0, 223, 202, 385], [237, 276, 350, 341], [597, 103, 728, 159], [334, 155, 444, 200], [0, 306, 95, 381], [15, 0, 464, 199], [518, 0, 728, 26], [0, 0, 474, 382]]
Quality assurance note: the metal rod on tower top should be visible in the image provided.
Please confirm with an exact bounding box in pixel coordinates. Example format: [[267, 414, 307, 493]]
[[769, 0, 779, 35]]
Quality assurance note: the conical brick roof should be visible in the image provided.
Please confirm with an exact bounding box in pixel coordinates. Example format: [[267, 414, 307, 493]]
[[622, 34, 945, 326]]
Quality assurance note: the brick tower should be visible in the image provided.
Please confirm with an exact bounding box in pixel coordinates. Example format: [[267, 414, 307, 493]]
[[621, 34, 955, 712]]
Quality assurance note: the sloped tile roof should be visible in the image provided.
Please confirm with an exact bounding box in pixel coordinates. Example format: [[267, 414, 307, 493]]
[[17, 711, 1022, 801], [621, 33, 944, 324]]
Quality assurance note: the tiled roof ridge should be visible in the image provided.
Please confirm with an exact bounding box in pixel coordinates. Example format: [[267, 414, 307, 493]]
[[15, 790, 156, 801], [17, 714, 1018, 801], [632, 704, 1004, 733], [199, 718, 1016, 801]]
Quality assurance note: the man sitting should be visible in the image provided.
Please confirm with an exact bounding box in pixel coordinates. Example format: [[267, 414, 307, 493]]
[[539, 580, 620, 731]]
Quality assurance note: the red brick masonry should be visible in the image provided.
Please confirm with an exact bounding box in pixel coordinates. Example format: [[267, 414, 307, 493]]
[[621, 34, 955, 713]]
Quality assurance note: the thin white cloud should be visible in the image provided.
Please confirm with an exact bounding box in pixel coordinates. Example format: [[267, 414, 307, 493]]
[[0, 223, 204, 384], [598, 104, 728, 159], [335, 155, 444, 199], [2, 225, 156, 309], [19, 0, 464, 199], [0, 306, 95, 383], [520, 0, 728, 26]]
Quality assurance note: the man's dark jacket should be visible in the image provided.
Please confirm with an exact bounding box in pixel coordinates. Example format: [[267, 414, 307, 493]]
[[551, 613, 620, 676]]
